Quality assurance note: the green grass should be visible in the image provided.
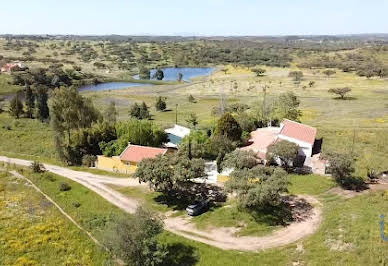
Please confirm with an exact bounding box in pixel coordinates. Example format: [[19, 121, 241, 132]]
[[0, 74, 21, 97], [288, 174, 336, 195], [15, 168, 123, 238], [0, 170, 110, 265], [70, 166, 134, 178], [0, 113, 58, 163], [191, 202, 282, 236]]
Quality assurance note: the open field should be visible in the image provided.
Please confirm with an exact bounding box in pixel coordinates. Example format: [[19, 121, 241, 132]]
[[0, 170, 110, 265]]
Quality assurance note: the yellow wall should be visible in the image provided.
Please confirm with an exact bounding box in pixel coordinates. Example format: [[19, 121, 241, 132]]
[[96, 156, 137, 174]]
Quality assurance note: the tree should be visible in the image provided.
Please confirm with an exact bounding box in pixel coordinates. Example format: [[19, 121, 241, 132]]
[[328, 87, 352, 99], [155, 96, 167, 111], [104, 207, 167, 266], [139, 66, 150, 79], [25, 85, 35, 118], [267, 140, 299, 171], [104, 101, 117, 124], [186, 113, 198, 128], [214, 112, 242, 142], [130, 102, 150, 119], [100, 119, 168, 156], [50, 87, 101, 164], [251, 67, 266, 77], [9, 92, 24, 119], [308, 81, 315, 88], [178, 72, 183, 82], [225, 166, 289, 211], [36, 86, 50, 122], [288, 71, 303, 81], [222, 150, 259, 170], [323, 69, 336, 78], [135, 153, 205, 196], [188, 94, 196, 103], [326, 152, 364, 190], [273, 92, 302, 122], [154, 69, 164, 80]]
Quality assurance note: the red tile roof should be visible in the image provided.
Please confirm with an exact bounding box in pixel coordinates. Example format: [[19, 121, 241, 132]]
[[120, 145, 167, 163], [279, 119, 317, 145]]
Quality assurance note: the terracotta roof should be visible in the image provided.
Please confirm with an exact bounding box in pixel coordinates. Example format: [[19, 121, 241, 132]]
[[279, 119, 317, 145], [120, 144, 167, 163]]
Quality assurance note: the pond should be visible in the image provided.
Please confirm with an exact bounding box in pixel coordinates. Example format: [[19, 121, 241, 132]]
[[134, 67, 215, 82], [79, 82, 152, 92]]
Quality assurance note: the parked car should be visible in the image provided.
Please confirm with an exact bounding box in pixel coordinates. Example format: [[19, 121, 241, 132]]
[[186, 200, 209, 216]]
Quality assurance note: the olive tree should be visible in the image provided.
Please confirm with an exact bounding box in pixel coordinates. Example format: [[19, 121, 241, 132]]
[[104, 207, 168, 266], [225, 166, 289, 211], [328, 87, 352, 99], [267, 140, 299, 171]]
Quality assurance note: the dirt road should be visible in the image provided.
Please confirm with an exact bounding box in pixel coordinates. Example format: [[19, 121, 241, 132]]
[[0, 155, 322, 251]]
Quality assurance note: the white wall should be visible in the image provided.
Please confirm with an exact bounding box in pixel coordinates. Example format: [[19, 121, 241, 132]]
[[277, 134, 313, 157]]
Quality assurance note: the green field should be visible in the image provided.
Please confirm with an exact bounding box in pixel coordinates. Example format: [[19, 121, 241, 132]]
[[0, 170, 110, 265]]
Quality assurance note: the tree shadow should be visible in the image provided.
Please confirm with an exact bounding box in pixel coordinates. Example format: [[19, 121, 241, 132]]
[[248, 196, 314, 226], [162, 243, 199, 266], [154, 182, 227, 211], [333, 96, 357, 101]]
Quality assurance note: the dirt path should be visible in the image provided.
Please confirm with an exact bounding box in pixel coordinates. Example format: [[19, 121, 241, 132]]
[[0, 155, 322, 251]]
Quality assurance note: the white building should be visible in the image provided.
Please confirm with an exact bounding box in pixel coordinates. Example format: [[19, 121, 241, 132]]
[[164, 124, 191, 149], [242, 119, 317, 166]]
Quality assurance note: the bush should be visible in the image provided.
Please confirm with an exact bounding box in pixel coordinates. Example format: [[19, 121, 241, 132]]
[[326, 152, 365, 190], [72, 202, 81, 208], [30, 161, 45, 173], [59, 182, 71, 192], [82, 155, 96, 167]]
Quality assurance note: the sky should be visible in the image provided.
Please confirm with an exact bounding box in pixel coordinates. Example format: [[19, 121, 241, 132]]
[[1, 0, 387, 36]]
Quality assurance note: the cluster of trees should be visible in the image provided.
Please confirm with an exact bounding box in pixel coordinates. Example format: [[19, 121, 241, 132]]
[[9, 86, 49, 121], [11, 64, 95, 89], [298, 52, 388, 78], [50, 87, 112, 165], [100, 119, 168, 157]]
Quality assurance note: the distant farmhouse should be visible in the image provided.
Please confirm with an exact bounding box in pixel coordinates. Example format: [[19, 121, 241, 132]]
[[1, 62, 27, 73], [96, 144, 167, 174], [164, 124, 191, 149]]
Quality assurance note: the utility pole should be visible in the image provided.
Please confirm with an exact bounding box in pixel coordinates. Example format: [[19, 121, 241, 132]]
[[175, 104, 178, 124]]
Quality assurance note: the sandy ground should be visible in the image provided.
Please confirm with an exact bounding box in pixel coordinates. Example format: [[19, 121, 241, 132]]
[[0, 155, 322, 251]]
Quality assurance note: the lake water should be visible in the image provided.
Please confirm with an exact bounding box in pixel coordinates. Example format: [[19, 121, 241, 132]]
[[79, 82, 152, 92], [80, 67, 214, 92], [134, 67, 215, 82]]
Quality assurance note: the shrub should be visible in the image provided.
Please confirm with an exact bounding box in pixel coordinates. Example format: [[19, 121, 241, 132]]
[[43, 173, 56, 182], [82, 155, 97, 167], [59, 182, 71, 192], [30, 161, 45, 173], [72, 202, 81, 208]]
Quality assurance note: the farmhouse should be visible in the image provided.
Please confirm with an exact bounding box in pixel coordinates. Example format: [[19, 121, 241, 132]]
[[96, 144, 167, 174], [164, 124, 190, 149], [242, 119, 318, 167], [0, 62, 27, 73]]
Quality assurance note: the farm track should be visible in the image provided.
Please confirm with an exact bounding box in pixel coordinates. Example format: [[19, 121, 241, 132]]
[[0, 155, 322, 251]]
